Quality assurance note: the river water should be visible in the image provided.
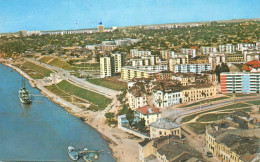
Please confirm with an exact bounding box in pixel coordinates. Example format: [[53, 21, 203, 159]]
[[0, 64, 115, 161]]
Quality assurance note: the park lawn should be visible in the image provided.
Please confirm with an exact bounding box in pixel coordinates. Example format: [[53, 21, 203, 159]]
[[56, 80, 111, 110], [72, 63, 100, 68], [48, 58, 71, 70], [182, 96, 230, 108], [38, 56, 53, 63], [246, 100, 260, 105], [196, 113, 230, 122], [181, 103, 250, 123], [88, 78, 127, 91], [186, 123, 206, 134], [21, 61, 52, 79]]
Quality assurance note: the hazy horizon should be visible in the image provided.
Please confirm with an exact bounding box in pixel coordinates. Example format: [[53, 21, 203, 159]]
[[1, 0, 260, 33]]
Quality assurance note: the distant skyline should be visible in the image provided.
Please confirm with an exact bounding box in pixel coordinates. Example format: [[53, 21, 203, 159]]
[[0, 0, 260, 33]]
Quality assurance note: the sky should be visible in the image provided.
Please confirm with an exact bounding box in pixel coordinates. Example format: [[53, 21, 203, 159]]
[[0, 0, 259, 33]]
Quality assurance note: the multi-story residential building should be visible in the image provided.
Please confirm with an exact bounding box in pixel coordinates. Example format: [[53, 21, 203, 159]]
[[130, 49, 152, 58], [206, 122, 260, 162], [111, 53, 125, 73], [121, 66, 158, 80], [172, 73, 197, 86], [101, 44, 117, 51], [219, 44, 237, 53], [160, 50, 175, 60], [220, 72, 260, 94], [190, 56, 208, 64], [153, 89, 182, 107], [168, 54, 189, 71], [174, 64, 211, 74], [182, 84, 216, 103], [155, 71, 174, 80], [181, 48, 196, 57], [150, 118, 182, 138], [226, 54, 244, 62], [237, 43, 256, 51], [100, 56, 111, 78], [209, 53, 226, 70], [201, 46, 217, 55], [244, 52, 260, 62], [135, 106, 161, 126]]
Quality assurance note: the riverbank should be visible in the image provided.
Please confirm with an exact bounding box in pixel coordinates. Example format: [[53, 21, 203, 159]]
[[0, 59, 140, 162]]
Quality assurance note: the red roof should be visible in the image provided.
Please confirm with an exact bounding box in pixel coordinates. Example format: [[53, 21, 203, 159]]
[[243, 65, 252, 71], [245, 60, 260, 67], [136, 106, 161, 115]]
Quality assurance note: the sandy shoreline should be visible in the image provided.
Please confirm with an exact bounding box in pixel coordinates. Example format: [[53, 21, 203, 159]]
[[0, 60, 140, 162]]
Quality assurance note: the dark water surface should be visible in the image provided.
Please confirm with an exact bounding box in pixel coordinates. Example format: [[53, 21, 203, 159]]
[[0, 64, 114, 161]]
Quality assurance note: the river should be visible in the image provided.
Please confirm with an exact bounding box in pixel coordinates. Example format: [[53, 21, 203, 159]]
[[0, 64, 115, 161]]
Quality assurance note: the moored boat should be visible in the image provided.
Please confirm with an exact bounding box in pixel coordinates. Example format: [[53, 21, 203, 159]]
[[18, 78, 31, 104], [67, 146, 79, 161]]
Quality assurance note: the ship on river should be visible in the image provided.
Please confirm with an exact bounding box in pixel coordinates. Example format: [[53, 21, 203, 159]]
[[18, 77, 31, 104], [68, 146, 103, 161]]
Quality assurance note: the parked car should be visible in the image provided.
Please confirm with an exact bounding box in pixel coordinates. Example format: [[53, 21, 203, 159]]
[[206, 151, 213, 157]]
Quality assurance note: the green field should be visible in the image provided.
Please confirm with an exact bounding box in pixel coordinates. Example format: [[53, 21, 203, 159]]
[[21, 61, 52, 79], [196, 113, 230, 122], [38, 56, 53, 63], [52, 80, 111, 110], [186, 123, 206, 134], [181, 103, 250, 123], [182, 96, 230, 108], [88, 78, 127, 91], [72, 63, 100, 68], [246, 100, 260, 105]]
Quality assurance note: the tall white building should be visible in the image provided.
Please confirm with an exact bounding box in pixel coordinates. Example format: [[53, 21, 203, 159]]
[[111, 53, 124, 73], [219, 44, 237, 53], [181, 48, 196, 58], [153, 90, 182, 107], [201, 46, 217, 55], [100, 56, 112, 78], [237, 43, 256, 51], [174, 64, 211, 74], [130, 49, 152, 58]]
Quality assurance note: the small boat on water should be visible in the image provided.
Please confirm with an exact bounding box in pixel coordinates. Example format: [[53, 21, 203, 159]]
[[68, 146, 79, 161], [67, 146, 103, 161], [18, 77, 31, 104], [83, 152, 99, 162]]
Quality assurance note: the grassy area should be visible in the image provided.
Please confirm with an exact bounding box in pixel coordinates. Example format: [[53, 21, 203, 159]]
[[54, 80, 111, 110], [38, 56, 53, 63], [197, 113, 230, 122], [88, 78, 127, 91], [246, 100, 260, 105], [182, 96, 230, 108], [21, 61, 52, 79], [48, 58, 71, 70], [72, 63, 100, 68], [181, 103, 250, 123], [186, 123, 206, 134]]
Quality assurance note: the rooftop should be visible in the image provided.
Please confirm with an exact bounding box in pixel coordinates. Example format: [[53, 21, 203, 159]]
[[150, 118, 180, 130], [136, 106, 161, 115]]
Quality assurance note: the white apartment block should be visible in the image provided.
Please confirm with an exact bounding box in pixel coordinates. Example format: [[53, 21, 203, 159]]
[[209, 53, 226, 69], [100, 56, 112, 78], [153, 90, 182, 107], [169, 56, 189, 71], [130, 49, 152, 58], [160, 50, 175, 59], [219, 44, 237, 53], [181, 48, 196, 58], [135, 65, 168, 72], [111, 53, 123, 73], [237, 43, 256, 51], [201, 46, 217, 55], [174, 64, 211, 74]]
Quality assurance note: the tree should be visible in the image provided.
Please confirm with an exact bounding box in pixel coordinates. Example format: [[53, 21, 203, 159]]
[[126, 108, 135, 126], [215, 63, 230, 82], [136, 118, 146, 132], [105, 112, 115, 121]]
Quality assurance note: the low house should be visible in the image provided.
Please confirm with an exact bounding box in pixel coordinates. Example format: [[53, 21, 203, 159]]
[[150, 118, 182, 139], [135, 106, 161, 126]]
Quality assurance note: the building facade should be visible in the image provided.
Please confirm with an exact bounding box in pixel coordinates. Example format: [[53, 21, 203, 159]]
[[174, 64, 211, 74], [100, 56, 111, 78], [201, 46, 218, 55], [160, 50, 175, 60], [130, 49, 152, 58], [153, 90, 182, 107], [182, 84, 217, 103], [219, 44, 237, 53], [181, 48, 196, 58], [135, 106, 161, 126], [220, 72, 260, 94]]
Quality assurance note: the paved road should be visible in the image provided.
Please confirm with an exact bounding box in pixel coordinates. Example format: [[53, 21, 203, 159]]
[[166, 96, 260, 124], [26, 58, 119, 98]]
